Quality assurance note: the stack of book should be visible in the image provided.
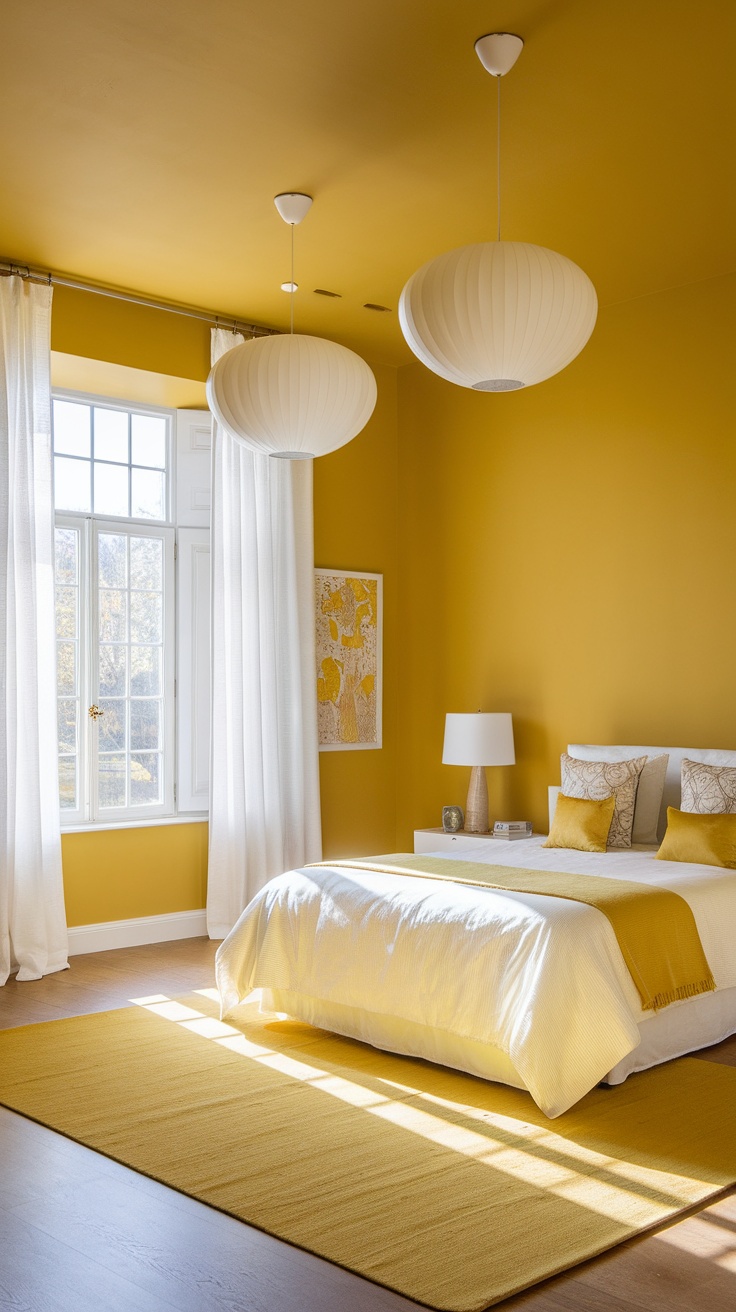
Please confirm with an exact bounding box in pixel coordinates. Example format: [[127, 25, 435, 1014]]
[[493, 821, 533, 840]]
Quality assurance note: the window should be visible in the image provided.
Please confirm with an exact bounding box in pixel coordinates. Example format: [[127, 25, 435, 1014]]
[[53, 394, 176, 825], [53, 398, 168, 520]]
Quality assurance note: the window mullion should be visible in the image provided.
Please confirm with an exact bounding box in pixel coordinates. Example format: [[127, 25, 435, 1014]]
[[78, 517, 90, 824], [88, 521, 100, 823], [126, 531, 132, 808]]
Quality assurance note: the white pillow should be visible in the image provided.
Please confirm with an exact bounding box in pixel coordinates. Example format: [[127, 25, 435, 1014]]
[[567, 746, 669, 845]]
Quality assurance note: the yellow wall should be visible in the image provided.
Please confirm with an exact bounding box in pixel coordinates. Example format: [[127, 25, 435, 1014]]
[[62, 823, 208, 927], [314, 365, 398, 857], [396, 273, 736, 844], [51, 289, 399, 922], [51, 285, 212, 381]]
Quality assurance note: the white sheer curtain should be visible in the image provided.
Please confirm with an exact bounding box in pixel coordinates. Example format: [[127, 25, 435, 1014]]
[[0, 276, 68, 984], [207, 328, 321, 938]]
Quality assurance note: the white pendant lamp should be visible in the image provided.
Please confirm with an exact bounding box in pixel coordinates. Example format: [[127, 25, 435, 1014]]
[[207, 193, 377, 458], [399, 33, 597, 392]]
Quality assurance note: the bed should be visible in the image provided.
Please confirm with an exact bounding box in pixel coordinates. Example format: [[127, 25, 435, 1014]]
[[215, 744, 736, 1118]]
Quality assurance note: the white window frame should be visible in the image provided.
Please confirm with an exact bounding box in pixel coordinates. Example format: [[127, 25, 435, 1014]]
[[176, 527, 210, 812], [55, 514, 89, 827], [56, 516, 176, 827], [90, 518, 176, 823], [174, 409, 212, 816], [52, 388, 173, 524], [53, 390, 179, 828]]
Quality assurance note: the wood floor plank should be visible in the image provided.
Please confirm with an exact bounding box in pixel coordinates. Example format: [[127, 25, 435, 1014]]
[[692, 1033, 736, 1067], [0, 1208, 184, 1312], [0, 938, 218, 1029], [0, 1107, 117, 1212], [1, 937, 734, 1311], [526, 1284, 644, 1311], [572, 1232, 736, 1312]]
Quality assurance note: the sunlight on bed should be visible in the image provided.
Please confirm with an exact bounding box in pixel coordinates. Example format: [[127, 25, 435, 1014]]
[[128, 991, 716, 1227]]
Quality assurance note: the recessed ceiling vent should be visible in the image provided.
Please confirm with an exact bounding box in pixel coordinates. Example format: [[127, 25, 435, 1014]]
[[364, 303, 392, 312], [313, 288, 342, 298]]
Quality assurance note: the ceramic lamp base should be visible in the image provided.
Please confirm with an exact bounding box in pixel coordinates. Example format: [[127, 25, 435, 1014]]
[[465, 766, 490, 833]]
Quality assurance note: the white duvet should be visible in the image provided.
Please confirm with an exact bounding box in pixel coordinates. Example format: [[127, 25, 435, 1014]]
[[215, 838, 736, 1117]]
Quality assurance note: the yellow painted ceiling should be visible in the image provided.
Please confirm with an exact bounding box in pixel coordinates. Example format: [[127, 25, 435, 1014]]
[[1, 0, 734, 366]]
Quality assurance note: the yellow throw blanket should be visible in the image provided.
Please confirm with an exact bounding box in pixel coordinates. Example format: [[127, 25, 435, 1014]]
[[314, 854, 715, 1013]]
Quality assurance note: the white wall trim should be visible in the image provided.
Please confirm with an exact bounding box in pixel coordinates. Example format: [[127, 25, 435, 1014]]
[[68, 908, 207, 956], [62, 814, 207, 834]]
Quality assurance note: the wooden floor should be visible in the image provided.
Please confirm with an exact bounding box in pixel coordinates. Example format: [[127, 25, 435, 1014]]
[[1, 941, 735, 1312]]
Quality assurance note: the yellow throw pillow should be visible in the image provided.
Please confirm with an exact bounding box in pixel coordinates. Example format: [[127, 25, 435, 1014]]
[[656, 807, 736, 869], [543, 793, 616, 853], [560, 752, 646, 848]]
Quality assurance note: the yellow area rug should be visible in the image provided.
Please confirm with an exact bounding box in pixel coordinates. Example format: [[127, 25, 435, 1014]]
[[1, 991, 735, 1311]]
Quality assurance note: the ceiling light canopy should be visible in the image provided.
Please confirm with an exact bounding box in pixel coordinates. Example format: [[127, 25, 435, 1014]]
[[273, 192, 314, 226], [474, 32, 524, 78], [399, 34, 597, 392], [206, 193, 377, 459]]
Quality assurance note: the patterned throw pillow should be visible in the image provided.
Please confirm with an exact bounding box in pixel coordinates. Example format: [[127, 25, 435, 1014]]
[[681, 759, 736, 814], [567, 747, 669, 843], [560, 753, 647, 849]]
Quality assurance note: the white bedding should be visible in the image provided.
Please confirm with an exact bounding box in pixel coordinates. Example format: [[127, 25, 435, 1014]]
[[215, 838, 736, 1118]]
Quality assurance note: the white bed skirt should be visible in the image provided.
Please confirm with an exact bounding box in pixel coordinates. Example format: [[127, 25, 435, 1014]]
[[262, 985, 736, 1095]]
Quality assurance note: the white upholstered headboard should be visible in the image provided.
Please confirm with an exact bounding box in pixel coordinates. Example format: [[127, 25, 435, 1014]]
[[548, 744, 736, 838]]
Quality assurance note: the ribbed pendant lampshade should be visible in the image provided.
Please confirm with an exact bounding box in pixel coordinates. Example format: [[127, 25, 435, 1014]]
[[399, 240, 598, 391], [206, 332, 377, 459]]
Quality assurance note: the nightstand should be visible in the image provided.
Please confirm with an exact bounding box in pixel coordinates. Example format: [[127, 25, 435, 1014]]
[[414, 827, 497, 854]]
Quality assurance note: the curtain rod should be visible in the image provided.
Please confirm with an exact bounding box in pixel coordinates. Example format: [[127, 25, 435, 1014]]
[[0, 258, 275, 338]]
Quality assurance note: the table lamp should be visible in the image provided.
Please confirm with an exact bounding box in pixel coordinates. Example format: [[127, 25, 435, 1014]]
[[442, 713, 515, 833]]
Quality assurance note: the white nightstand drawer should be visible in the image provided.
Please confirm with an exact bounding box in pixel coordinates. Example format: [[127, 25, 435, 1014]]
[[413, 828, 496, 854]]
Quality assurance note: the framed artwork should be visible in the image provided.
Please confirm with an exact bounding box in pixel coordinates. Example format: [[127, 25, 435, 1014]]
[[315, 569, 382, 751]]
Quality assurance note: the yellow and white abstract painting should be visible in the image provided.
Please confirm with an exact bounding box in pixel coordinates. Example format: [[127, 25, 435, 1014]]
[[315, 570, 382, 750]]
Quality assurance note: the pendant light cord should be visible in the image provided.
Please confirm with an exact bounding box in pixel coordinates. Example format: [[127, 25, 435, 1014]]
[[290, 222, 295, 334], [496, 73, 501, 242]]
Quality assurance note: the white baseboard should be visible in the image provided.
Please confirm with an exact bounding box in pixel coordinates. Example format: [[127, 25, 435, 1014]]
[[67, 909, 208, 956]]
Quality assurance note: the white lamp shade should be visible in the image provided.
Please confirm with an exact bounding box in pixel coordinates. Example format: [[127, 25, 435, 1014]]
[[206, 333, 378, 459], [442, 713, 515, 766], [399, 241, 597, 391]]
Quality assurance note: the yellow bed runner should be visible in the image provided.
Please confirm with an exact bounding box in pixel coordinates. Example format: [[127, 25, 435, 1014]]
[[313, 854, 715, 1013]]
